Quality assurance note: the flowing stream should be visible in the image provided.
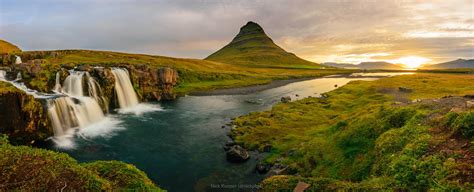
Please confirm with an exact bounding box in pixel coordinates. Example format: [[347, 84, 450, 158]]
[[0, 70, 413, 191], [54, 73, 412, 191]]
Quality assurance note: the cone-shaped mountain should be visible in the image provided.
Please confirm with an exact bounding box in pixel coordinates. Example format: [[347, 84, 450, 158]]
[[205, 21, 322, 68]]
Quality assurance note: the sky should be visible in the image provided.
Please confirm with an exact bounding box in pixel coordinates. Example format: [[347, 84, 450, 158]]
[[0, 0, 473, 65]]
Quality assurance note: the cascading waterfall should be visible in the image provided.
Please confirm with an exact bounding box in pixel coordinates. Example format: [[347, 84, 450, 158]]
[[48, 71, 107, 137], [15, 72, 22, 81], [53, 72, 61, 92], [111, 68, 139, 108], [15, 56, 22, 64]]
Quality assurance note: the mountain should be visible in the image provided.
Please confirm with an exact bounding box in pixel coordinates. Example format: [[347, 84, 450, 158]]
[[0, 40, 21, 54], [358, 61, 404, 69], [323, 62, 359, 69], [323, 61, 404, 69], [422, 59, 474, 69], [205, 21, 322, 68]]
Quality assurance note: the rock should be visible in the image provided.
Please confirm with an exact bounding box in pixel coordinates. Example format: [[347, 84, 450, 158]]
[[158, 67, 178, 100], [75, 64, 92, 72], [267, 163, 289, 176], [464, 94, 474, 99], [256, 162, 271, 174], [223, 141, 236, 151], [226, 145, 250, 163], [334, 84, 338, 87], [0, 88, 51, 145], [293, 182, 311, 192], [466, 100, 474, 108], [262, 144, 272, 152], [281, 96, 291, 103], [295, 94, 299, 97], [221, 125, 226, 128], [398, 87, 413, 93]]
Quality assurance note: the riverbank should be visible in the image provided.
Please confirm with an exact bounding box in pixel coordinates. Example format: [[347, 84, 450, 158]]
[[230, 73, 474, 191]]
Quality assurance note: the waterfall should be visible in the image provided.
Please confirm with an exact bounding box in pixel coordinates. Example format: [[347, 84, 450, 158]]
[[0, 70, 5, 80], [48, 70, 107, 137], [15, 72, 22, 81], [53, 72, 61, 92], [47, 97, 105, 137], [15, 56, 22, 64], [111, 68, 139, 108]]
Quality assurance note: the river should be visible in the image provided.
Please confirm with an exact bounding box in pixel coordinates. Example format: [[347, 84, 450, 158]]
[[54, 73, 412, 191]]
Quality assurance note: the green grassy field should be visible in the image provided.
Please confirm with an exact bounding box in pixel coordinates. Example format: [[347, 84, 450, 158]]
[[231, 73, 474, 190], [15, 49, 349, 94]]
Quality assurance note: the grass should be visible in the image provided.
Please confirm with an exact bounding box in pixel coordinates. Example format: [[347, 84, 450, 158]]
[[12, 49, 350, 94], [231, 73, 474, 190], [0, 135, 165, 191], [0, 40, 21, 55]]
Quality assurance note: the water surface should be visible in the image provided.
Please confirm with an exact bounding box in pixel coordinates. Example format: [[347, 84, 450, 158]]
[[56, 73, 408, 191]]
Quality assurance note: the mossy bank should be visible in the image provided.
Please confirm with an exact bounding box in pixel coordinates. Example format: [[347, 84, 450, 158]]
[[231, 73, 474, 191]]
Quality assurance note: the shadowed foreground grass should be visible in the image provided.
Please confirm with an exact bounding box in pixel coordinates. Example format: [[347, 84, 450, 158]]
[[0, 135, 165, 191]]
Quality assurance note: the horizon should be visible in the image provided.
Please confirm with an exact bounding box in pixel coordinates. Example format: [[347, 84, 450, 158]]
[[1, 0, 473, 66]]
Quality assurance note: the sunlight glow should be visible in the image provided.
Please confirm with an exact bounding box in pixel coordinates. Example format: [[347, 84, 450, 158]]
[[392, 56, 431, 69]]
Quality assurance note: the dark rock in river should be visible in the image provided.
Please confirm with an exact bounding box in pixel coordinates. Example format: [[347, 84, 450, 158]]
[[226, 145, 250, 163], [281, 96, 291, 103], [256, 162, 271, 174]]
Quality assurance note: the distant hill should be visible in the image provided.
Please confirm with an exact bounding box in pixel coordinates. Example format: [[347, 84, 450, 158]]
[[205, 21, 322, 68], [422, 59, 474, 69], [323, 61, 404, 70], [0, 40, 21, 55]]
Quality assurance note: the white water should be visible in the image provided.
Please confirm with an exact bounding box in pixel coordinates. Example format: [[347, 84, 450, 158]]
[[0, 70, 54, 99], [111, 68, 139, 108], [15, 56, 22, 64], [53, 72, 61, 93], [1, 68, 158, 148], [49, 71, 107, 135]]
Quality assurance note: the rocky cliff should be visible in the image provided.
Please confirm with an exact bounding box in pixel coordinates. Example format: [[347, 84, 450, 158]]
[[0, 82, 51, 145]]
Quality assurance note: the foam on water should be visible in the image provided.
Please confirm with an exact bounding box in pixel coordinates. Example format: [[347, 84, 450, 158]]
[[117, 103, 164, 116]]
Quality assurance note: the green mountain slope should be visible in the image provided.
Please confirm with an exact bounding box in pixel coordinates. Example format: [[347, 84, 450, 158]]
[[0, 39, 21, 54], [205, 21, 322, 68]]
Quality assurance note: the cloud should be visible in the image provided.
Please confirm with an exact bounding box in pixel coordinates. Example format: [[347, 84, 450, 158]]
[[0, 0, 472, 63]]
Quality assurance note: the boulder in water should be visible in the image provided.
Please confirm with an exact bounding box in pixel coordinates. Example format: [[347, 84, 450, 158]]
[[226, 145, 250, 163], [281, 96, 291, 103]]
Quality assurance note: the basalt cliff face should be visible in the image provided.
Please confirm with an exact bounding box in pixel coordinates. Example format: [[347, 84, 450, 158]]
[[0, 83, 51, 145], [0, 51, 179, 145]]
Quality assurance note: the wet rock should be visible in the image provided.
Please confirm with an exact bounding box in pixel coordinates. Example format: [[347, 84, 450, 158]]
[[75, 64, 92, 72], [256, 162, 271, 174], [223, 141, 236, 151], [267, 163, 289, 176], [295, 94, 299, 97], [226, 145, 250, 163], [221, 125, 226, 128], [398, 87, 413, 93], [262, 144, 272, 152], [0, 89, 51, 145], [334, 84, 338, 87], [281, 96, 291, 103]]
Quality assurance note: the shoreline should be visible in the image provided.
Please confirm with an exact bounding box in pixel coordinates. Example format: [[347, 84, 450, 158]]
[[187, 71, 415, 96], [188, 77, 315, 96]]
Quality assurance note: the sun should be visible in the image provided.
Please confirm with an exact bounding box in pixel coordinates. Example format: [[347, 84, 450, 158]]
[[395, 56, 430, 69]]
